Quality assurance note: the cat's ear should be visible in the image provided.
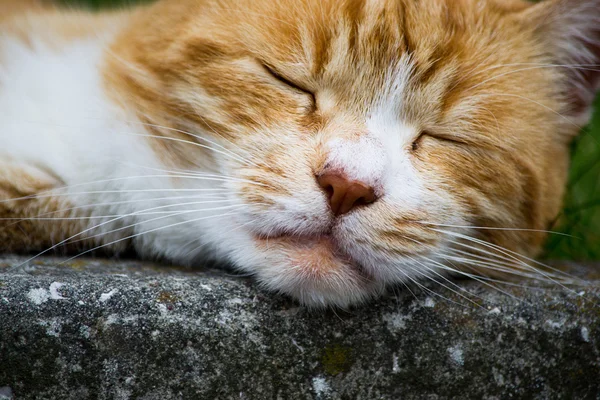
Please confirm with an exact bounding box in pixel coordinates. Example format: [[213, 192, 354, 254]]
[[520, 0, 600, 126]]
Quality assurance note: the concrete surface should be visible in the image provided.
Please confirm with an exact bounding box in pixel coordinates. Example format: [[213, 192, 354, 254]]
[[1, 256, 599, 399]]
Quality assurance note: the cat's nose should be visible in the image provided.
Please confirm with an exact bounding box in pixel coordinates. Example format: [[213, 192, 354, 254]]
[[317, 172, 377, 216]]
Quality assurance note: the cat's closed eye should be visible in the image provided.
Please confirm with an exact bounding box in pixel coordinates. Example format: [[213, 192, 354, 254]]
[[412, 131, 470, 151], [261, 62, 317, 108]]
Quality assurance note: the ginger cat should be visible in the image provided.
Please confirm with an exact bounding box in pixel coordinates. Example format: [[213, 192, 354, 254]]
[[1, 0, 599, 307]]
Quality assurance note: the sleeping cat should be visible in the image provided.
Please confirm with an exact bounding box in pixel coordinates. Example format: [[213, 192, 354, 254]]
[[0, 0, 598, 307]]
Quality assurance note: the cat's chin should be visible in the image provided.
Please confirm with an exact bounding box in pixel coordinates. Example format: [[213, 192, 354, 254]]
[[250, 232, 383, 308], [253, 232, 364, 273]]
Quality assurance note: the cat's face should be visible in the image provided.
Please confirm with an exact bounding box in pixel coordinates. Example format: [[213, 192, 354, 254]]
[[106, 0, 599, 307]]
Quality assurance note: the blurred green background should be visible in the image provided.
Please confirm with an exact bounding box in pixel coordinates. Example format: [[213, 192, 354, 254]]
[[63, 0, 600, 261]]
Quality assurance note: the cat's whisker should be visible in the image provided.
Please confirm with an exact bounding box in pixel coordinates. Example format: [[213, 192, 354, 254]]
[[445, 247, 543, 272], [434, 228, 581, 291], [3, 193, 229, 223], [465, 63, 600, 93], [170, 115, 262, 168], [10, 118, 258, 168], [178, 216, 259, 263], [437, 258, 548, 303], [395, 264, 467, 308], [113, 118, 258, 168], [0, 210, 231, 221], [443, 238, 557, 278], [478, 92, 583, 130], [68, 203, 250, 245], [447, 51, 502, 91], [116, 162, 277, 190], [0, 207, 240, 222], [443, 230, 581, 282], [0, 188, 230, 204], [423, 227, 570, 285], [404, 254, 485, 308], [440, 249, 546, 278], [389, 233, 486, 306], [58, 210, 244, 266], [392, 274, 420, 303], [415, 220, 576, 238], [422, 252, 532, 303], [438, 252, 575, 284], [0, 174, 264, 206], [475, 105, 501, 135], [15, 199, 251, 267], [123, 132, 253, 167], [453, 62, 600, 93]]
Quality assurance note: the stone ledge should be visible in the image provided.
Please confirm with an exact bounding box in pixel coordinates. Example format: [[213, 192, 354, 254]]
[[0, 256, 599, 399]]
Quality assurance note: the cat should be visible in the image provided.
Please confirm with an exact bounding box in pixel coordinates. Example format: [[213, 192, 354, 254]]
[[0, 0, 598, 307]]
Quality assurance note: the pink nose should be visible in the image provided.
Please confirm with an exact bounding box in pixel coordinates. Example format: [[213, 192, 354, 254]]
[[317, 172, 377, 216]]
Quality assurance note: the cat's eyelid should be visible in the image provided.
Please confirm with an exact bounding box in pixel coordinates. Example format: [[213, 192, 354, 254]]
[[420, 130, 470, 146], [261, 62, 316, 100]]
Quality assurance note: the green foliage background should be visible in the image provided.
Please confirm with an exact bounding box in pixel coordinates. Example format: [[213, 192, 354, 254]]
[[63, 0, 600, 260]]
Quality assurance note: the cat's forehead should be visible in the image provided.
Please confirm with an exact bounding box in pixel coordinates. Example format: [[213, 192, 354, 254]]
[[220, 0, 525, 61], [155, 0, 553, 137], [205, 0, 534, 115]]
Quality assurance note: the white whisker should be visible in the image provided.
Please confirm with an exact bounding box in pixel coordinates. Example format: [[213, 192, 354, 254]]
[[416, 221, 575, 238], [58, 211, 243, 265], [0, 174, 262, 205], [434, 229, 580, 292], [2, 194, 229, 225], [69, 204, 250, 245], [405, 254, 484, 307], [15, 199, 250, 267]]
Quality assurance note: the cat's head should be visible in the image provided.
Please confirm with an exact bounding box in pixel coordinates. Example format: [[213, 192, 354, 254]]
[[105, 0, 600, 307]]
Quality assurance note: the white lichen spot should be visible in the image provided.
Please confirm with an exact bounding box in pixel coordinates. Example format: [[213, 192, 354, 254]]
[[492, 367, 505, 386], [122, 315, 139, 324], [448, 345, 464, 366], [157, 303, 169, 316], [114, 387, 131, 400], [71, 364, 83, 373], [227, 298, 244, 306], [0, 386, 13, 399], [545, 319, 564, 329], [383, 312, 412, 331], [105, 314, 119, 326], [27, 288, 49, 305], [216, 310, 233, 326], [312, 376, 332, 399], [38, 318, 62, 337], [392, 353, 400, 373], [200, 284, 213, 291], [581, 326, 590, 342], [424, 297, 436, 308], [151, 330, 161, 338], [80, 325, 91, 339], [99, 289, 118, 303], [488, 307, 501, 315], [49, 282, 67, 300], [78, 300, 85, 306]]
